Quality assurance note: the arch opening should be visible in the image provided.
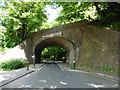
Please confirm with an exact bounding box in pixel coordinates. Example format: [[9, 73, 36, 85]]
[[41, 46, 67, 63], [34, 37, 75, 64]]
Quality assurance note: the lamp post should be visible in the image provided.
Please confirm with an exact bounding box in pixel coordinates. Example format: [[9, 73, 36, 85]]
[[32, 56, 35, 68], [73, 60, 76, 69], [66, 60, 68, 66], [26, 60, 30, 70]]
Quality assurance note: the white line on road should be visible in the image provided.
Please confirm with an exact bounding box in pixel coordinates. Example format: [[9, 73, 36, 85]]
[[68, 69, 85, 73], [38, 64, 46, 71], [57, 64, 64, 71]]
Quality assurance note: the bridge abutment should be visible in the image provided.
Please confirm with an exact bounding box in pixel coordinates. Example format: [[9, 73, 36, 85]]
[[0, 20, 119, 70]]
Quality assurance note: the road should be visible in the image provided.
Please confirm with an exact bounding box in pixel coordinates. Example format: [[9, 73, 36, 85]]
[[2, 63, 118, 88]]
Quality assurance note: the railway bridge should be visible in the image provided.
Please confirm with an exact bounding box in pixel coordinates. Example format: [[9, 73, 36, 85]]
[[1, 20, 119, 70]]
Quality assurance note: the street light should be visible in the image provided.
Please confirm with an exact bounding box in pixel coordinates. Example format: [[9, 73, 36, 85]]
[[66, 60, 68, 66], [32, 55, 35, 68], [73, 60, 76, 69], [26, 60, 30, 70]]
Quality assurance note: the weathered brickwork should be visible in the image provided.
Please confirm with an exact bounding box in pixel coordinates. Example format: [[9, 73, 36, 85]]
[[0, 20, 119, 70]]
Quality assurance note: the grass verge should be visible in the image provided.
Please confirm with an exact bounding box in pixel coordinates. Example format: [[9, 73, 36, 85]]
[[77, 65, 120, 73]]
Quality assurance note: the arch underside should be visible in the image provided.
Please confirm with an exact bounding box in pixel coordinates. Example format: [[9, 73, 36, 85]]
[[34, 37, 75, 64]]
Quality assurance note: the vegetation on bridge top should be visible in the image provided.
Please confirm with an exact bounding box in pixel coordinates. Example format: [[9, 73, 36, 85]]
[[0, 2, 120, 50]]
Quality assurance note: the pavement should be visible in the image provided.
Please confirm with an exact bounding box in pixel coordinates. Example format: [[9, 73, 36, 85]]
[[58, 63, 119, 81], [0, 63, 44, 88]]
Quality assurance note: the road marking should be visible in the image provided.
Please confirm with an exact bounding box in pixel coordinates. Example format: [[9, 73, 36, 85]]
[[60, 82, 68, 85], [57, 64, 64, 71], [88, 83, 104, 88], [68, 69, 85, 73], [0, 70, 34, 87], [38, 64, 46, 71]]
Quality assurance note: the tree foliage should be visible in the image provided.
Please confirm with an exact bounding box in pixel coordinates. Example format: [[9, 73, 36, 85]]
[[0, 2, 120, 49], [55, 2, 93, 24], [1, 2, 47, 48], [55, 2, 120, 31], [91, 2, 120, 30], [41, 46, 66, 61]]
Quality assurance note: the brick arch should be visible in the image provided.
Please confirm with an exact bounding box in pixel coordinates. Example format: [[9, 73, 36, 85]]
[[1, 20, 118, 70], [34, 37, 75, 64]]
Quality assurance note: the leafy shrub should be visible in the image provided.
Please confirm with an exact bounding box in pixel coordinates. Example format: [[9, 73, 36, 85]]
[[0, 59, 27, 71]]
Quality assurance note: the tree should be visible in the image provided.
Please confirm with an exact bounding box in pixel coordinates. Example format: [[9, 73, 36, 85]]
[[55, 2, 94, 24], [91, 2, 120, 31], [0, 26, 6, 53], [1, 2, 120, 49], [55, 2, 120, 31], [41, 46, 66, 61], [1, 2, 47, 48]]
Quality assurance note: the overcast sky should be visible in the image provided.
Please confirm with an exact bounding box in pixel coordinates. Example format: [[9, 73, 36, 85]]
[[0, 2, 62, 24], [45, 5, 62, 22]]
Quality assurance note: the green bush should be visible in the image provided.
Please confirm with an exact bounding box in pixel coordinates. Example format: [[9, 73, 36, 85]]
[[0, 59, 27, 71]]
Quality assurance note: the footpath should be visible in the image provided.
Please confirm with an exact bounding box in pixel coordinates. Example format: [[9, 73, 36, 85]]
[[58, 63, 119, 81], [0, 64, 44, 88]]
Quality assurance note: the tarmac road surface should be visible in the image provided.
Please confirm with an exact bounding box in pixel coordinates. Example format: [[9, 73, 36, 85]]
[[2, 63, 118, 89]]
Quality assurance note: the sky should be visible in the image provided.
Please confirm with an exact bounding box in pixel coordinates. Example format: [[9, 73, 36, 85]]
[[0, 2, 62, 23], [45, 5, 62, 22]]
